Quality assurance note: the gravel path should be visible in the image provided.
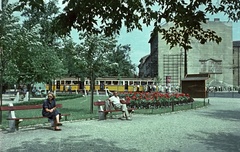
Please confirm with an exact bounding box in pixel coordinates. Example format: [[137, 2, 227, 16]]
[[1, 97, 240, 152]]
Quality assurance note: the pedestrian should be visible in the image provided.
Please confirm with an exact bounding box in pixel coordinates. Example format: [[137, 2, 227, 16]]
[[42, 92, 62, 131]]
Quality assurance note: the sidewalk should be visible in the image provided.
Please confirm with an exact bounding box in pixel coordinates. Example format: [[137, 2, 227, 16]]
[[1, 97, 240, 152]]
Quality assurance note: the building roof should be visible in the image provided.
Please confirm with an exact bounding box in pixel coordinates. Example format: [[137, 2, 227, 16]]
[[181, 77, 209, 81], [138, 54, 150, 67], [181, 73, 210, 81]]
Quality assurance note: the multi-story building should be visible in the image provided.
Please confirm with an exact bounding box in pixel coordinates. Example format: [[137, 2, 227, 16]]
[[138, 55, 150, 78], [139, 18, 234, 87]]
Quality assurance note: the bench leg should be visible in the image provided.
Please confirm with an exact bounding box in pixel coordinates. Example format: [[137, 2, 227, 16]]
[[105, 112, 109, 119], [128, 109, 134, 117], [98, 111, 106, 120], [64, 116, 68, 121], [8, 119, 21, 132]]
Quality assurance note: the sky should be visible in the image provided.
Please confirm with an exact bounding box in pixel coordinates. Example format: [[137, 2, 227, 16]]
[[71, 14, 240, 69]]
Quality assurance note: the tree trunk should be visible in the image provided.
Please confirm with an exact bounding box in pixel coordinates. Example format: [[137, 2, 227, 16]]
[[90, 70, 94, 114]]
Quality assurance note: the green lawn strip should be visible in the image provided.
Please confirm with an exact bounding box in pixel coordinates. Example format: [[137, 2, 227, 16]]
[[0, 97, 208, 130], [0, 95, 109, 129]]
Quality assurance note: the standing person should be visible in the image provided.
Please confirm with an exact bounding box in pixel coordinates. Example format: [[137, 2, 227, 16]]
[[42, 92, 62, 131], [109, 91, 131, 120]]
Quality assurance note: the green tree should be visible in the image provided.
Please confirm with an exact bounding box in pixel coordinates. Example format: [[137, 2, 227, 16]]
[[8, 25, 66, 92], [19, 0, 66, 90], [0, 0, 21, 123], [21, 0, 60, 46], [0, 0, 20, 86], [75, 34, 117, 113], [105, 44, 136, 77]]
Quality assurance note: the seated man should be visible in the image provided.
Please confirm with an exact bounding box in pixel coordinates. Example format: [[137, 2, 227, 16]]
[[109, 91, 131, 120]]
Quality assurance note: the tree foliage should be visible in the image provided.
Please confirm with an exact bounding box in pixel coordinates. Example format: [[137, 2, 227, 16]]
[[106, 44, 136, 77], [0, 0, 66, 86], [14, 0, 240, 49], [0, 1, 21, 84], [75, 34, 117, 79]]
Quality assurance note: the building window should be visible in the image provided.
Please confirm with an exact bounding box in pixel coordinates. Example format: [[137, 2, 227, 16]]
[[199, 58, 222, 74]]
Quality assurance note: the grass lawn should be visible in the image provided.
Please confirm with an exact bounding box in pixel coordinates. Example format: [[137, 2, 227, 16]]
[[0, 95, 209, 130]]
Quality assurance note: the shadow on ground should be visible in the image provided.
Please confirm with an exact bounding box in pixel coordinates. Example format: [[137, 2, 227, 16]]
[[187, 131, 240, 152], [197, 109, 240, 121], [5, 135, 139, 152]]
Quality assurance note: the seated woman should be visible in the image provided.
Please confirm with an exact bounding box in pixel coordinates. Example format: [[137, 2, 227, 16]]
[[42, 92, 62, 131]]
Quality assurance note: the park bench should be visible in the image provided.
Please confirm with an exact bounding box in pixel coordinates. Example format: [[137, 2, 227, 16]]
[[0, 103, 70, 132], [93, 100, 134, 120]]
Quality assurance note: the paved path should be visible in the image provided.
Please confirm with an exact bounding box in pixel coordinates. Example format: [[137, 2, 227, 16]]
[[1, 97, 240, 152]]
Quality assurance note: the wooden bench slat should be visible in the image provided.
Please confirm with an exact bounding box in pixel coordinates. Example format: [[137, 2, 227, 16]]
[[104, 108, 134, 113], [2, 103, 69, 131], [0, 104, 62, 111], [7, 113, 71, 120], [93, 101, 106, 106]]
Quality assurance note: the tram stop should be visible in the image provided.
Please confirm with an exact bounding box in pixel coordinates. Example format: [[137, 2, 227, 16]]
[[181, 74, 210, 98]]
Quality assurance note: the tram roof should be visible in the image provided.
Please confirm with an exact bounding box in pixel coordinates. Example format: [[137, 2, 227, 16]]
[[55, 77, 154, 81]]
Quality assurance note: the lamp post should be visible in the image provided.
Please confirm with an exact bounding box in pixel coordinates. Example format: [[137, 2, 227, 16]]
[[0, 47, 2, 124]]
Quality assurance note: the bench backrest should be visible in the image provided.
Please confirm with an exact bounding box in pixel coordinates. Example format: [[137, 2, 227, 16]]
[[0, 104, 62, 111], [93, 101, 105, 106]]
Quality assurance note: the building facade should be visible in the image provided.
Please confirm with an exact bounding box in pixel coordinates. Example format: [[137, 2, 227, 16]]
[[233, 41, 240, 86], [140, 19, 234, 87]]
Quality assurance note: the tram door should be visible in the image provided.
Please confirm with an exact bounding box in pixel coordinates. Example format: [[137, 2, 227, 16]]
[[56, 81, 60, 90], [124, 81, 128, 91], [79, 81, 84, 90], [100, 81, 105, 91]]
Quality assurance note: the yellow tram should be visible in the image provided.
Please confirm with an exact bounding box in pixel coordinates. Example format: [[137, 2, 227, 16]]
[[46, 77, 155, 92]]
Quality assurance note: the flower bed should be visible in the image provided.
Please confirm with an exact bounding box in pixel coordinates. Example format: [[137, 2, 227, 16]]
[[118, 92, 194, 109]]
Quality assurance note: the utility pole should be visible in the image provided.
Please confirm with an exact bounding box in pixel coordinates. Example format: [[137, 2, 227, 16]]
[[0, 0, 3, 124]]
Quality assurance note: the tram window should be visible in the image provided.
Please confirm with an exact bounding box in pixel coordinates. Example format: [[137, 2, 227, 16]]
[[130, 81, 133, 85], [135, 81, 140, 85], [106, 81, 111, 85], [113, 81, 118, 85], [66, 81, 71, 84], [95, 80, 99, 85], [73, 81, 78, 84], [85, 81, 89, 85], [60, 81, 64, 84], [119, 81, 123, 85], [141, 81, 147, 85], [148, 81, 153, 85]]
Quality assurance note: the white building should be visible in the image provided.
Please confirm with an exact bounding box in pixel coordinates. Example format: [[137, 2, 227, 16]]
[[140, 18, 234, 87]]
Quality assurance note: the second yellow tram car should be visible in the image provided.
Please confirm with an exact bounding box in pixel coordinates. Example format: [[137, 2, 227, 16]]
[[47, 77, 155, 92]]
